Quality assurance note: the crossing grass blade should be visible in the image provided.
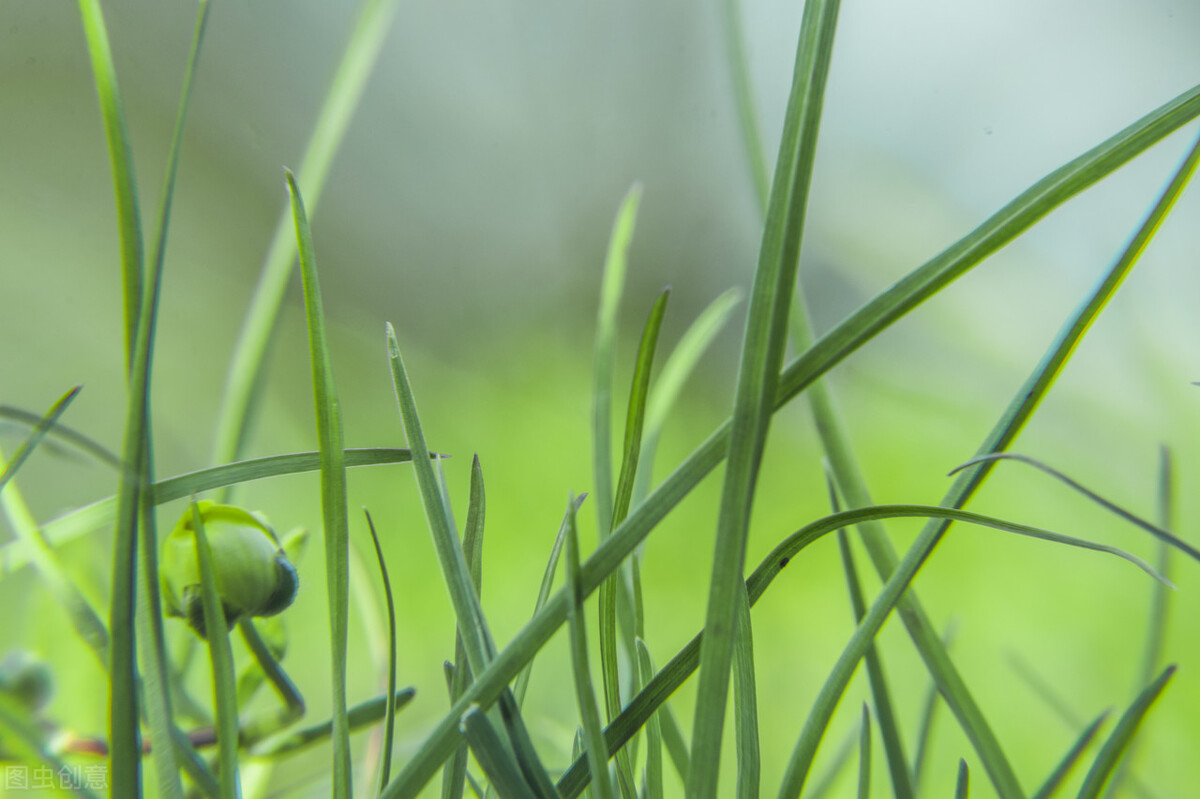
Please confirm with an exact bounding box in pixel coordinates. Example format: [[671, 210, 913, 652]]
[[600, 289, 668, 799], [190, 502, 241, 799], [0, 448, 418, 575], [555, 501, 1160, 798], [378, 82, 1200, 799], [836, 528, 915, 799], [1077, 667, 1175, 799], [364, 509, 399, 792], [1030, 711, 1109, 799], [952, 452, 1200, 566], [212, 0, 404, 474], [564, 494, 617, 799], [1103, 447, 1176, 799], [287, 170, 353, 799], [0, 387, 81, 494], [688, 1, 842, 792], [635, 638, 665, 799], [0, 403, 123, 470], [634, 288, 741, 504], [460, 706, 538, 799], [249, 689, 416, 758]]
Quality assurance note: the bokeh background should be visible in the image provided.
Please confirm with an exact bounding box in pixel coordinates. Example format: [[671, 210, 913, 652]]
[[2, 0, 1200, 796]]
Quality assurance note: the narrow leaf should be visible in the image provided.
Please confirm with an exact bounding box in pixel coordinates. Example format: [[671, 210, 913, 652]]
[[365, 509, 399, 792], [1076, 667, 1175, 799]]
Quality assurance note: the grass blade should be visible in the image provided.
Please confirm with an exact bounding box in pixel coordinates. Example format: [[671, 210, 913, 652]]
[[593, 183, 644, 538], [1031, 711, 1109, 799], [212, 0, 403, 473], [634, 288, 742, 504], [857, 705, 872, 799], [911, 620, 958, 791], [364, 509, 399, 792], [731, 584, 760, 799], [689, 0, 841, 791], [381, 88, 1200, 799], [953, 453, 1200, 565], [564, 495, 617, 799], [721, 0, 769, 213], [956, 760, 970, 799], [0, 693, 101, 799], [1077, 667, 1175, 799], [0, 387, 81, 494], [803, 722, 860, 799], [0, 404, 122, 470], [836, 529, 915, 799], [635, 638, 665, 799], [460, 706, 537, 799], [286, 170, 352, 798], [190, 502, 241, 799], [250, 689, 416, 758]]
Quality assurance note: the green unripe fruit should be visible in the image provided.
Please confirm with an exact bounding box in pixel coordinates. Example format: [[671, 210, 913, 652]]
[[162, 501, 299, 639]]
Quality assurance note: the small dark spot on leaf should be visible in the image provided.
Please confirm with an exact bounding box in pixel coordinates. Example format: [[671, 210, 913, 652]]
[[778, 557, 790, 569]]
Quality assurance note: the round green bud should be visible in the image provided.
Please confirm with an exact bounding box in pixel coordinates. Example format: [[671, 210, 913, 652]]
[[0, 651, 53, 713], [161, 501, 299, 639]]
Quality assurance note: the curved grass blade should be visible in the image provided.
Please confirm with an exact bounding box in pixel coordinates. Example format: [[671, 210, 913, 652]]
[[911, 620, 958, 792], [460, 706, 537, 799], [3, 449, 416, 577], [1030, 711, 1109, 799], [555, 502, 1160, 798], [836, 528, 914, 799], [250, 689, 416, 758], [635, 638, 664, 799], [190, 502, 241, 799], [857, 705, 872, 799], [0, 387, 81, 494], [383, 91, 1200, 799], [1076, 666, 1175, 799], [564, 495, 617, 799], [593, 183, 644, 538], [287, 170, 352, 798], [634, 287, 742, 504], [364, 509, 399, 792], [689, 0, 841, 791], [952, 452, 1200, 565], [0, 403, 122, 470], [235, 619, 306, 747], [212, 0, 404, 474]]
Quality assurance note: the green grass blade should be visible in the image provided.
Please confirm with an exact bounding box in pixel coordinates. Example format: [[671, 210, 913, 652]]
[[911, 620, 958, 792], [235, 619, 306, 746], [1077, 667, 1175, 799], [956, 760, 970, 799], [76, 0, 143, 365], [77, 0, 148, 789], [1031, 711, 1109, 799], [250, 689, 416, 757], [1103, 448, 1176, 799], [954, 453, 1200, 565], [688, 1, 840, 791], [634, 288, 741, 504], [721, 0, 769, 213], [190, 502, 241, 799], [286, 170, 352, 798], [857, 705, 872, 799], [565, 494, 617, 799], [364, 509, 399, 792], [381, 90, 1200, 799], [592, 183, 644, 538], [0, 403, 123, 470], [601, 290, 668, 799], [212, 0, 403, 473], [512, 496, 579, 707], [803, 722, 860, 799], [0, 387, 81, 494], [836, 530, 915, 799], [659, 704, 690, 788], [732, 584, 759, 799], [556, 501, 1153, 799], [460, 706, 538, 799], [635, 639, 664, 799]]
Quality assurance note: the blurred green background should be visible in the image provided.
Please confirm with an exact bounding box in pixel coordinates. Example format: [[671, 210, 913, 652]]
[[2, 1, 1200, 796]]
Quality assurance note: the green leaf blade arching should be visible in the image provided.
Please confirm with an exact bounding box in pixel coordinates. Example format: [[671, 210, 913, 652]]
[[286, 170, 353, 799]]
